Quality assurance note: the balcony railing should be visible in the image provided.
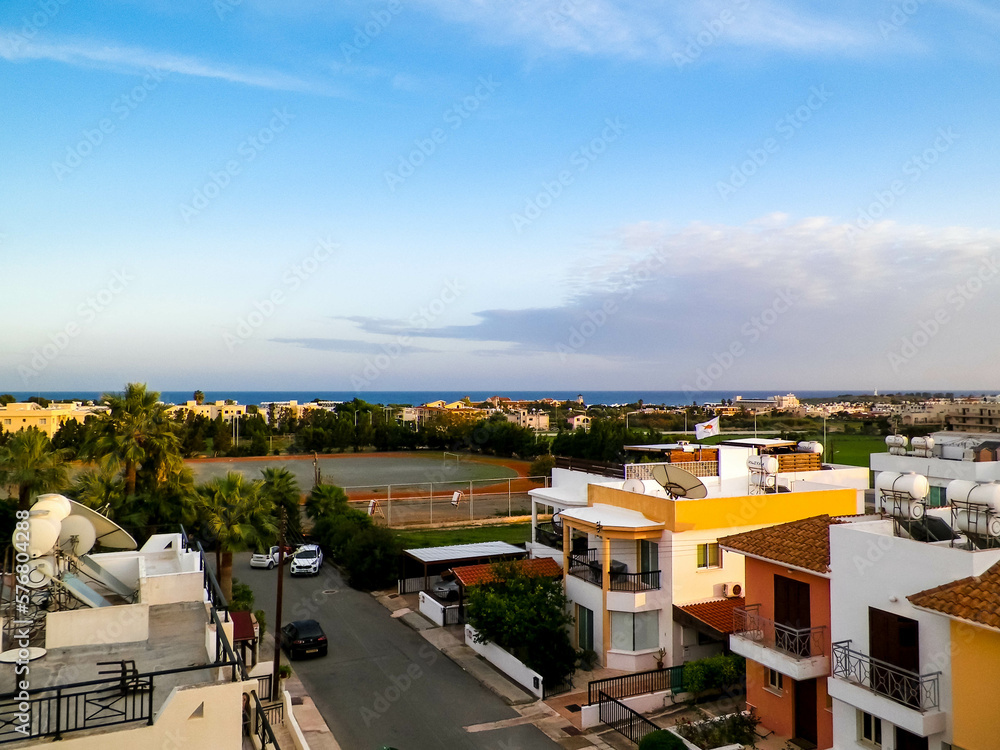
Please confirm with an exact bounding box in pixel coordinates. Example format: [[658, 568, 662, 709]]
[[831, 641, 940, 712], [733, 605, 826, 658], [569, 549, 602, 586], [534, 523, 563, 549], [609, 569, 661, 592]]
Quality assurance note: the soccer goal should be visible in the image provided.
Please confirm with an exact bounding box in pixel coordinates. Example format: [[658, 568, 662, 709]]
[[443, 452, 461, 464]]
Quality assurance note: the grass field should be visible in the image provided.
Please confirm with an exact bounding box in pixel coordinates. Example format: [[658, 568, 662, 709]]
[[393, 523, 530, 548], [697, 431, 884, 468]]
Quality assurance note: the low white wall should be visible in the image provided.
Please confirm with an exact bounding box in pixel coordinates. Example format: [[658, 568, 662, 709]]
[[464, 625, 543, 698], [282, 688, 309, 750], [581, 689, 673, 728], [45, 603, 149, 648], [418, 592, 460, 626], [141, 570, 204, 605]]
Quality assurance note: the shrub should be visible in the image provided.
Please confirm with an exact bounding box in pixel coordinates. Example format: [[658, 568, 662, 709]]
[[528, 454, 556, 479], [638, 730, 686, 750], [230, 580, 254, 612], [341, 524, 402, 590], [254, 608, 267, 637], [673, 709, 760, 749], [577, 649, 599, 672], [682, 653, 745, 694]]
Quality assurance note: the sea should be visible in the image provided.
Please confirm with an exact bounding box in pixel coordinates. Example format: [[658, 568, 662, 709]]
[[5, 389, 891, 407]]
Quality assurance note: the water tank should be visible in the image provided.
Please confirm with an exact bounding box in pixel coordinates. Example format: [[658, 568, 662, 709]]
[[885, 435, 909, 448], [747, 455, 779, 473], [797, 441, 824, 454], [947, 480, 1000, 514], [875, 471, 929, 500], [889, 446, 907, 456], [911, 436, 935, 451], [955, 509, 1000, 537]]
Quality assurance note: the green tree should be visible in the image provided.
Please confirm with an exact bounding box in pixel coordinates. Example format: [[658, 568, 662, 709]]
[[0, 394, 16, 406], [305, 483, 349, 521], [193, 390, 205, 405], [261, 467, 302, 539], [196, 472, 277, 601], [0, 428, 68, 513], [466, 561, 576, 689]]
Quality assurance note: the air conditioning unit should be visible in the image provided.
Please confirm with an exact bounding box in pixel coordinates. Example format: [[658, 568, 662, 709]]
[[721, 582, 743, 598]]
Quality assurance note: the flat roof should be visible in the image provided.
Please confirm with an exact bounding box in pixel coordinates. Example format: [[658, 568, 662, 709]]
[[720, 438, 796, 448], [404, 541, 525, 564], [559, 504, 663, 529]]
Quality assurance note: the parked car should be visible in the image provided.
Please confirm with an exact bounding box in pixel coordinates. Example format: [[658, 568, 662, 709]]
[[290, 544, 324, 576], [281, 619, 328, 659], [432, 573, 459, 601], [250, 545, 294, 569]]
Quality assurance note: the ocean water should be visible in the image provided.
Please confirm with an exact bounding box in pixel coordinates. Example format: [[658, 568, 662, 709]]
[[6, 388, 884, 407]]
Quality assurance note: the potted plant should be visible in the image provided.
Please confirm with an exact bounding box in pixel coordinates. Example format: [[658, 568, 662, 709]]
[[278, 664, 292, 681], [654, 648, 667, 670]]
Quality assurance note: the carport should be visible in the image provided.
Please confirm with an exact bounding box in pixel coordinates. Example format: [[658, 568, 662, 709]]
[[398, 541, 527, 594]]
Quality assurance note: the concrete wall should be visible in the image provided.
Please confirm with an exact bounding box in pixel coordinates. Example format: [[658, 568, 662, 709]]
[[950, 620, 1000, 750], [141, 570, 204, 605], [418, 591, 460, 627], [465, 625, 543, 698], [45, 603, 149, 649]]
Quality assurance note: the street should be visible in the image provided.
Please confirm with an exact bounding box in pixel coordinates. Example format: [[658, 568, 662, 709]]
[[233, 554, 560, 750]]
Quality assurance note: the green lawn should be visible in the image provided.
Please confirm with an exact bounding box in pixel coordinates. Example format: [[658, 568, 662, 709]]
[[824, 434, 886, 467], [394, 523, 530, 549]]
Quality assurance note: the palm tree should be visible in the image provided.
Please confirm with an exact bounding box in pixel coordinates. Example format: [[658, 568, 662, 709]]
[[0, 428, 68, 513], [260, 467, 302, 539], [305, 483, 349, 521], [85, 383, 181, 497], [196, 472, 277, 601], [193, 390, 205, 405]]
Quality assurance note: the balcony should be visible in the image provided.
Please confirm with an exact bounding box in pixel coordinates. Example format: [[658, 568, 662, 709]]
[[828, 640, 946, 738], [534, 522, 563, 550], [729, 605, 829, 681], [567, 550, 661, 592]]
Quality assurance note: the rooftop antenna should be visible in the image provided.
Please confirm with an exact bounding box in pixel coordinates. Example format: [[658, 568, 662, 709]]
[[651, 464, 708, 500]]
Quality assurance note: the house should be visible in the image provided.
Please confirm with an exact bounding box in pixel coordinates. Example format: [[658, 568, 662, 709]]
[[528, 443, 867, 671], [0, 401, 105, 437], [506, 409, 550, 431], [827, 506, 1000, 750], [567, 414, 591, 430], [721, 515, 847, 750]]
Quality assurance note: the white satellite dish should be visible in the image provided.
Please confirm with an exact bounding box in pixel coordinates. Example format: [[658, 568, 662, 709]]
[[33, 493, 72, 520], [20, 556, 56, 589], [26, 516, 61, 558], [651, 464, 708, 499], [623, 478, 645, 494], [58, 515, 98, 556], [67, 498, 137, 550]]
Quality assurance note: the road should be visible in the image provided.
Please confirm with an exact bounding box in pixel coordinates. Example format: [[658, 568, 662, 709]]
[[233, 553, 560, 750]]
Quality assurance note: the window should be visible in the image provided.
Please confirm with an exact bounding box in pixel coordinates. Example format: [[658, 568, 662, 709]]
[[39, 418, 47, 424], [697, 543, 720, 569], [610, 610, 659, 651], [859, 711, 882, 746], [577, 605, 594, 652], [765, 668, 783, 692], [639, 539, 659, 572]]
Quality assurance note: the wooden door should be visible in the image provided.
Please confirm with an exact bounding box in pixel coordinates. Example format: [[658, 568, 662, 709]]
[[774, 575, 811, 656], [869, 608, 920, 707], [793, 678, 818, 747]]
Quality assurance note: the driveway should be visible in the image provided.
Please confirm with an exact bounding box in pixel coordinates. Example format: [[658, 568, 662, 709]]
[[233, 554, 561, 750]]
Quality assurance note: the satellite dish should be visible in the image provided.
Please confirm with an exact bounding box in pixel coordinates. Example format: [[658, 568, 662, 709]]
[[651, 464, 708, 499], [623, 478, 645, 494], [33, 493, 72, 520], [67, 499, 137, 550], [58, 515, 98, 556], [20, 556, 56, 589], [25, 516, 61, 558]]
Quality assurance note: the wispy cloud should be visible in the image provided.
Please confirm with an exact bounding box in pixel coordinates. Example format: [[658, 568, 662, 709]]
[[0, 32, 333, 94], [270, 337, 436, 354]]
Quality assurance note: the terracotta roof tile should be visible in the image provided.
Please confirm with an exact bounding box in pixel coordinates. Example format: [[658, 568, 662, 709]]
[[718, 515, 844, 574], [451, 557, 562, 588], [676, 597, 745, 635], [908, 560, 1000, 630]]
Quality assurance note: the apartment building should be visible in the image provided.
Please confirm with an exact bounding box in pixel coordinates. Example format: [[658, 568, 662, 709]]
[[505, 409, 550, 431], [168, 399, 247, 422], [528, 443, 866, 671], [0, 401, 104, 438]]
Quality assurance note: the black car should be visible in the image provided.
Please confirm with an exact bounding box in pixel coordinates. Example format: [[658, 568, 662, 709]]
[[281, 619, 328, 659]]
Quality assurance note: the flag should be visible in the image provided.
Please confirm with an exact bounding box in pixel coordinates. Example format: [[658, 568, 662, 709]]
[[695, 416, 720, 440]]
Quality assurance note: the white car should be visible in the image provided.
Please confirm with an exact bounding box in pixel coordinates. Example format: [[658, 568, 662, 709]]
[[250, 545, 291, 570], [290, 545, 324, 576]]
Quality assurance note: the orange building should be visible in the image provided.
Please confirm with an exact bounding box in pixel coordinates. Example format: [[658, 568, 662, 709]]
[[720, 515, 845, 750]]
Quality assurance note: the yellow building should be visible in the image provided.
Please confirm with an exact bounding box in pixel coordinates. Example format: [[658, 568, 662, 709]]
[[168, 400, 247, 422], [0, 401, 103, 438]]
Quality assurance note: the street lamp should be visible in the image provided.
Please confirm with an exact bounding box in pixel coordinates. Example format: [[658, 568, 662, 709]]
[[625, 410, 641, 431]]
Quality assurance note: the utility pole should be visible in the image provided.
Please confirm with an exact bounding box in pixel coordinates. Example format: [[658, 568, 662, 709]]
[[271, 507, 286, 702]]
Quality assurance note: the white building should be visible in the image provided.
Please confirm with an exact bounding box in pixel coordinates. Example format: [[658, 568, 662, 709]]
[[505, 409, 550, 431]]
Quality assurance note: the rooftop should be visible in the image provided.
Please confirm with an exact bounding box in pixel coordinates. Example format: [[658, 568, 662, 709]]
[[451, 557, 562, 588], [403, 541, 526, 564], [908, 560, 1000, 631], [675, 597, 746, 635], [718, 515, 844, 574]]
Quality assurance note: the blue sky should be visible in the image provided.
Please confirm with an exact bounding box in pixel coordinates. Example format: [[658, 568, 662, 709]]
[[3, 0, 999, 394]]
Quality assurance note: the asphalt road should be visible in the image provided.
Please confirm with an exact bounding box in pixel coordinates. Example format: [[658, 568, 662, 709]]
[[233, 554, 560, 750]]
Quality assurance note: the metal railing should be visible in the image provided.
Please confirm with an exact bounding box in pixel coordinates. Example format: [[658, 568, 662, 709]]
[[832, 641, 940, 712], [609, 569, 661, 592], [534, 523, 562, 549], [588, 667, 685, 705], [251, 690, 281, 749], [257, 674, 273, 700], [625, 460, 719, 480], [568, 549, 602, 586], [554, 457, 624, 478], [732, 605, 826, 658], [597, 690, 661, 744]]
